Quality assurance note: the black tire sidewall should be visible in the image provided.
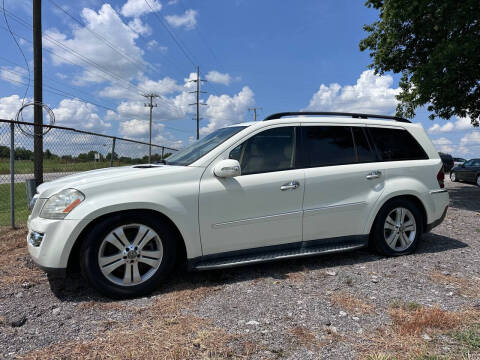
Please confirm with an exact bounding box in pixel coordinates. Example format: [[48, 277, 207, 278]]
[[80, 213, 176, 299], [372, 199, 424, 256]]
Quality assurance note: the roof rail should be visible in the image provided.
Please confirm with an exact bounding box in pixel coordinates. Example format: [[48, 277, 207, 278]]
[[263, 111, 411, 123]]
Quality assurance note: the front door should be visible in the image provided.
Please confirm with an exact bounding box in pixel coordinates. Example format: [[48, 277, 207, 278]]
[[199, 126, 305, 255]]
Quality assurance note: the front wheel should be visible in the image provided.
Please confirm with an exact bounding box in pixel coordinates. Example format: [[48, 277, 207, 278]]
[[80, 214, 177, 298], [450, 172, 457, 182], [476, 175, 480, 187], [371, 199, 423, 256]]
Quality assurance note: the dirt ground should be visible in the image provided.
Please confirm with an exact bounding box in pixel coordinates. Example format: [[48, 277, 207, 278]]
[[0, 178, 479, 359]]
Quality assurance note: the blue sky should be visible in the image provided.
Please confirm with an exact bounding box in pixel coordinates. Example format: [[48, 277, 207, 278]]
[[0, 0, 479, 156]]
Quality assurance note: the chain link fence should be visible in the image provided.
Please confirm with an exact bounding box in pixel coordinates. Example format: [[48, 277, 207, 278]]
[[0, 119, 178, 227]]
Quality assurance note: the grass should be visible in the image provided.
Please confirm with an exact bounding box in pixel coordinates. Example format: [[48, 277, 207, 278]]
[[0, 159, 116, 175], [330, 291, 375, 314], [455, 326, 480, 350], [0, 183, 28, 226]]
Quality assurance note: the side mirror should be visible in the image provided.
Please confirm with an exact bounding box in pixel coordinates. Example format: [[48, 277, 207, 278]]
[[213, 159, 241, 178]]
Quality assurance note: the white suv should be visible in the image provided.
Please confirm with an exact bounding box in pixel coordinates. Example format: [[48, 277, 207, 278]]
[[27, 112, 449, 298]]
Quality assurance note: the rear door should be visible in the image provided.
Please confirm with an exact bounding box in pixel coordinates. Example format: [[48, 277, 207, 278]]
[[301, 125, 385, 241]]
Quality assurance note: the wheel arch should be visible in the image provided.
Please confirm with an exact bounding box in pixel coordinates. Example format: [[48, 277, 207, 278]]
[[367, 194, 428, 237], [67, 209, 188, 273]]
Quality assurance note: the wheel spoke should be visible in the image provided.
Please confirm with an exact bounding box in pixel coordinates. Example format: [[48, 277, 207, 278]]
[[132, 263, 141, 283], [137, 232, 157, 250], [141, 250, 163, 260], [102, 258, 126, 275], [387, 232, 399, 248], [104, 233, 125, 251], [400, 232, 410, 247], [404, 220, 416, 232], [132, 225, 149, 247], [400, 208, 406, 224], [99, 253, 123, 267], [123, 263, 133, 284], [385, 217, 396, 228], [114, 227, 130, 247], [384, 222, 396, 231], [395, 208, 402, 224], [139, 256, 160, 268]]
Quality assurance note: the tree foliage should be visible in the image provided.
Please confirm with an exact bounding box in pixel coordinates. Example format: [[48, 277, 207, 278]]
[[360, 0, 480, 126]]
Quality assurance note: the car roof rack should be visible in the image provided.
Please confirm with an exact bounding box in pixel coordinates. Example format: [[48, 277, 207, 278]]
[[263, 111, 411, 123]]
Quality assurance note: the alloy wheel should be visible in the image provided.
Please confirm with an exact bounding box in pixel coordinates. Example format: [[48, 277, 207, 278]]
[[97, 224, 163, 286], [383, 207, 417, 252], [450, 172, 456, 182]]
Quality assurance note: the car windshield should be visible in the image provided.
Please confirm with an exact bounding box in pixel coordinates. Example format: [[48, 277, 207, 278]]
[[165, 126, 247, 166]]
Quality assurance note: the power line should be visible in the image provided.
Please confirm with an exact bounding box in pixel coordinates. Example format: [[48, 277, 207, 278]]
[[144, 0, 196, 67]]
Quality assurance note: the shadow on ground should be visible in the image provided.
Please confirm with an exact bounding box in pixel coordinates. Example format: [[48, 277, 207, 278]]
[[50, 232, 467, 303]]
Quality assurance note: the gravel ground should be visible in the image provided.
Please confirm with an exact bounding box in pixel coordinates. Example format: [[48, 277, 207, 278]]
[[0, 178, 479, 359]]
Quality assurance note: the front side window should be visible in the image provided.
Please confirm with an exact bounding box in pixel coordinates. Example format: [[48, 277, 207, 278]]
[[229, 127, 295, 175], [303, 126, 356, 167], [368, 127, 428, 161], [166, 126, 246, 166]]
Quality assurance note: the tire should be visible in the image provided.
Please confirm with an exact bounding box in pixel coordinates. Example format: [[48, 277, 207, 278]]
[[476, 175, 480, 187], [450, 172, 457, 182], [371, 199, 424, 256], [80, 213, 177, 299]]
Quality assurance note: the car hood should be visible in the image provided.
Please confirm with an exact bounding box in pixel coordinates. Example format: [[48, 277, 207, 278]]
[[36, 164, 193, 198]]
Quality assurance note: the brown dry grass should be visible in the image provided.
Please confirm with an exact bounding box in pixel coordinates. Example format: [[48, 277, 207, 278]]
[[360, 304, 480, 360], [0, 226, 44, 288], [330, 291, 375, 314], [430, 270, 480, 298], [21, 285, 262, 360], [290, 326, 321, 350]]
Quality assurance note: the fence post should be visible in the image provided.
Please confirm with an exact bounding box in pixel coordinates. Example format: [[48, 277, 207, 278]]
[[110, 137, 116, 167], [10, 122, 15, 229], [161, 146, 165, 160]]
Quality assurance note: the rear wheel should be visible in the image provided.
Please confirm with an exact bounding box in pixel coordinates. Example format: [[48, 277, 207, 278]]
[[476, 175, 480, 187], [371, 199, 423, 256], [80, 214, 177, 298], [450, 172, 457, 182]]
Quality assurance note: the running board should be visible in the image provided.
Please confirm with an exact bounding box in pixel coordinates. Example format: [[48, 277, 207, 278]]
[[190, 238, 367, 271]]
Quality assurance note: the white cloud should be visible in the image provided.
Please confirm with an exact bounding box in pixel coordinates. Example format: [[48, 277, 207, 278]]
[[99, 76, 183, 99], [44, 4, 145, 85], [428, 122, 454, 134], [205, 71, 232, 85], [432, 137, 454, 154], [164, 9, 197, 30], [53, 98, 111, 131], [200, 86, 255, 135], [428, 117, 475, 134], [304, 70, 400, 114], [0, 94, 29, 120], [147, 40, 165, 51], [121, 0, 162, 18], [55, 72, 68, 80], [458, 132, 480, 155], [127, 17, 152, 36], [0, 66, 27, 85], [119, 118, 163, 137]]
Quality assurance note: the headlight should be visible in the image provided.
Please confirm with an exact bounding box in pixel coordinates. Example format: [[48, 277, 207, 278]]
[[40, 189, 85, 219]]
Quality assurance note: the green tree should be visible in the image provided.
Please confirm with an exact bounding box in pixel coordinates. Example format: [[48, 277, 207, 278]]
[[0, 145, 9, 158], [359, 0, 480, 125]]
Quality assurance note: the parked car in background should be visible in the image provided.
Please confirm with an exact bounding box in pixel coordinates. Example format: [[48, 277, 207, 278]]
[[27, 112, 449, 298], [439, 152, 454, 173], [450, 159, 480, 186], [453, 157, 466, 167]]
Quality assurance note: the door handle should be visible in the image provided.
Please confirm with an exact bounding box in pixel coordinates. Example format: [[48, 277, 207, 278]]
[[280, 180, 300, 191], [366, 170, 382, 180]]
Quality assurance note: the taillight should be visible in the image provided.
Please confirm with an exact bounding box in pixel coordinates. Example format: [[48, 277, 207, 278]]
[[437, 168, 445, 188]]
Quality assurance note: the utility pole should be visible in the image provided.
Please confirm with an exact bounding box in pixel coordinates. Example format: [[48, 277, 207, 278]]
[[248, 107, 262, 121], [189, 66, 207, 140], [33, 0, 43, 186], [143, 93, 159, 163]]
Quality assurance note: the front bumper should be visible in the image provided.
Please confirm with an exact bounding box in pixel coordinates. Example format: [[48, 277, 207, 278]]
[[27, 215, 87, 271]]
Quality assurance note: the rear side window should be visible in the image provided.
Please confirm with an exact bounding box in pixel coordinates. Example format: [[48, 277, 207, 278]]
[[368, 127, 428, 161], [303, 126, 356, 167], [352, 127, 377, 163]]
